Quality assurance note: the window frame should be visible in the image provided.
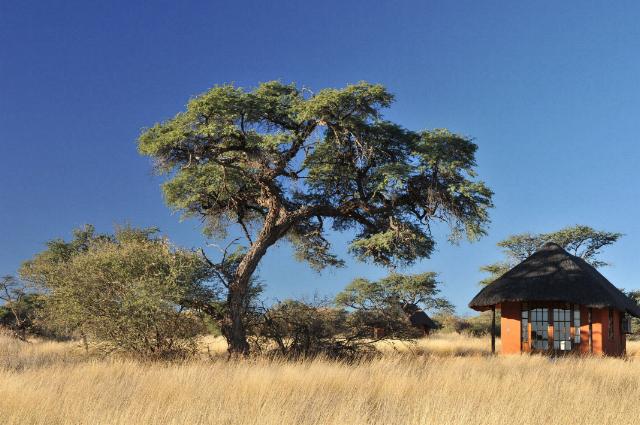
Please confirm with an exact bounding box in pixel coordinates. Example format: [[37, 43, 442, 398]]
[[553, 307, 572, 351], [530, 306, 549, 351], [608, 309, 615, 341], [521, 303, 529, 344], [573, 305, 581, 344]]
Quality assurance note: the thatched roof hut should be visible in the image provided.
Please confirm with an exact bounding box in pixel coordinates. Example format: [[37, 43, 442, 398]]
[[468, 242, 640, 356], [469, 242, 640, 317]]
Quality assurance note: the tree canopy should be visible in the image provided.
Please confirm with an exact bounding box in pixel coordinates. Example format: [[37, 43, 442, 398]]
[[335, 272, 452, 313], [480, 225, 623, 285], [138, 81, 493, 353]]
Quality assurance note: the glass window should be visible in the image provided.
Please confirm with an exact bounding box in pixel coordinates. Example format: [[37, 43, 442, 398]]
[[622, 314, 631, 334], [531, 308, 548, 350], [573, 307, 581, 344], [553, 308, 572, 351], [608, 309, 614, 340], [521, 304, 528, 343]]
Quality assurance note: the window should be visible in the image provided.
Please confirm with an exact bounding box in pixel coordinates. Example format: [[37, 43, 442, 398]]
[[531, 308, 548, 350], [622, 315, 632, 334], [608, 309, 615, 340], [553, 308, 571, 351], [573, 306, 581, 344], [521, 304, 528, 343]]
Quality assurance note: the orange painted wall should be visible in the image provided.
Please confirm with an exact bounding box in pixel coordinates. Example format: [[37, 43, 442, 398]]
[[498, 303, 627, 356], [589, 308, 627, 356], [592, 309, 604, 355], [597, 308, 625, 356], [577, 305, 590, 354], [500, 302, 522, 355]]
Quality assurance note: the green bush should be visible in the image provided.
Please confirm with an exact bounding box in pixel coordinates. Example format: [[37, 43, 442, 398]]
[[20, 225, 214, 359]]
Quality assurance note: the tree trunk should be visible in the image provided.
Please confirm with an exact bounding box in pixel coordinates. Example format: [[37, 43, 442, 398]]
[[225, 206, 292, 355], [227, 287, 250, 355]]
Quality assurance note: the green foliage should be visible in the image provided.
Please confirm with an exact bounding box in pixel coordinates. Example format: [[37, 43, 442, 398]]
[[478, 262, 512, 286], [545, 225, 622, 267], [622, 290, 640, 336], [335, 272, 452, 312], [0, 276, 45, 339], [335, 272, 453, 338], [138, 81, 493, 269], [431, 312, 466, 334], [480, 225, 622, 285], [432, 312, 500, 337], [464, 311, 501, 337], [20, 225, 215, 358]]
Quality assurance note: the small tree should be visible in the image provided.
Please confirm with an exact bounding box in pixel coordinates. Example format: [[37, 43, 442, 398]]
[[335, 272, 453, 338], [0, 276, 43, 340], [480, 225, 622, 285], [138, 81, 493, 354], [20, 225, 215, 358]]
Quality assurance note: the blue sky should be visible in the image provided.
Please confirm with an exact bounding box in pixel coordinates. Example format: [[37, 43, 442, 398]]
[[2, 1, 639, 314]]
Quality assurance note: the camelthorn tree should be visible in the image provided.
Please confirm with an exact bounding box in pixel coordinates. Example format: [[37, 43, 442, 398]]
[[138, 81, 493, 354]]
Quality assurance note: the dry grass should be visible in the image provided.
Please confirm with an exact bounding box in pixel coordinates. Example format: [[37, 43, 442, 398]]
[[0, 334, 87, 371], [1, 334, 640, 425], [626, 338, 640, 357], [376, 332, 500, 356]]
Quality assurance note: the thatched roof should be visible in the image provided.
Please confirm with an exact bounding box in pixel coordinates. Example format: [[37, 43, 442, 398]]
[[469, 242, 640, 317], [402, 303, 437, 329]]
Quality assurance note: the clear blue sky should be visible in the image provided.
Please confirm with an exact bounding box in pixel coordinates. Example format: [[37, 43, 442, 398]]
[[2, 1, 639, 314]]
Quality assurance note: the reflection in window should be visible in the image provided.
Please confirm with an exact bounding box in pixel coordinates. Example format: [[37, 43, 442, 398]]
[[553, 308, 571, 351], [573, 307, 581, 344], [531, 308, 548, 350], [608, 309, 614, 340], [521, 304, 528, 343]]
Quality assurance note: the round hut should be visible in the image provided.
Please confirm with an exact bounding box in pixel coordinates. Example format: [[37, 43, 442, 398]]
[[469, 242, 640, 355]]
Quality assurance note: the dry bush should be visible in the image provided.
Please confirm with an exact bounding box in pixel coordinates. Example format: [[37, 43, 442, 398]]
[[252, 300, 381, 360]]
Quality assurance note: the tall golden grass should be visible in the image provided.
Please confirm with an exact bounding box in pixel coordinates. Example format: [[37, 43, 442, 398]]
[[1, 333, 640, 425]]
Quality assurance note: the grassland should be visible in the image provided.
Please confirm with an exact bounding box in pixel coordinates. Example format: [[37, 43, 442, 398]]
[[1, 333, 640, 425]]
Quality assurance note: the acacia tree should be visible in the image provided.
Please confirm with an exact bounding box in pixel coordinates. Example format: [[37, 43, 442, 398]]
[[480, 225, 622, 285], [335, 272, 453, 337], [138, 81, 493, 354], [335, 272, 453, 314]]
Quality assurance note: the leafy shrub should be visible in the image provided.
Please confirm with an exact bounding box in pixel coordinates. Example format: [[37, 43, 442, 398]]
[[20, 225, 214, 359]]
